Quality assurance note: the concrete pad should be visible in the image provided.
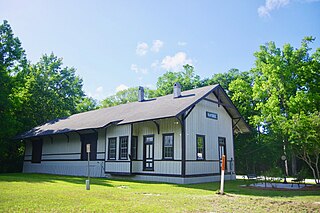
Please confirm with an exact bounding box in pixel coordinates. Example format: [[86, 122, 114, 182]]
[[250, 182, 310, 189]]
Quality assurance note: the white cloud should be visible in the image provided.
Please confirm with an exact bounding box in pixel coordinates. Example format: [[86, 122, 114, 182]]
[[258, 0, 290, 17], [150, 40, 164, 52], [161, 52, 193, 71], [151, 60, 159, 68], [136, 42, 148, 56], [131, 64, 148, 74], [131, 64, 139, 73], [116, 84, 129, 92], [96, 86, 103, 93], [177, 41, 187, 46], [88, 86, 104, 100]]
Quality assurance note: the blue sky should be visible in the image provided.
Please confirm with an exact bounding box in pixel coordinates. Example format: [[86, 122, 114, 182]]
[[1, 0, 319, 100]]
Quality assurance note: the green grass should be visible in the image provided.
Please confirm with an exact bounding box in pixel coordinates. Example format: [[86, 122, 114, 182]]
[[0, 173, 319, 212]]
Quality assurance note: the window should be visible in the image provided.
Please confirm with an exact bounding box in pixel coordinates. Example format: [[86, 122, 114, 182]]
[[163, 134, 174, 159], [131, 136, 138, 160], [196, 135, 205, 160], [31, 139, 43, 163], [108, 137, 117, 160], [81, 133, 98, 161], [119, 136, 128, 160]]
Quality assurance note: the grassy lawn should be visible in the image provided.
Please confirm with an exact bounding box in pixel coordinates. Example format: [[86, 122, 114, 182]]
[[0, 173, 319, 212]]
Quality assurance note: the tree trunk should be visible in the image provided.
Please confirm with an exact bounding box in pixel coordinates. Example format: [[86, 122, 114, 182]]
[[283, 141, 289, 176], [291, 153, 297, 176]]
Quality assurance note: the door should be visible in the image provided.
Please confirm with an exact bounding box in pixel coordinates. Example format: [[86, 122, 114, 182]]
[[143, 135, 154, 171], [80, 133, 98, 161], [218, 137, 227, 172]]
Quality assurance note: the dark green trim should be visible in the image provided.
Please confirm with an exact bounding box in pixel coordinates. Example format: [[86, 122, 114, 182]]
[[196, 134, 205, 160], [107, 137, 117, 160], [162, 133, 174, 160], [180, 114, 186, 177], [118, 136, 129, 160], [143, 135, 154, 171]]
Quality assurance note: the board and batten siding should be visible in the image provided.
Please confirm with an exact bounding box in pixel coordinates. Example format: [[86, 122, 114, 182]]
[[105, 124, 131, 173], [23, 130, 105, 177], [185, 92, 234, 175], [131, 118, 181, 175]]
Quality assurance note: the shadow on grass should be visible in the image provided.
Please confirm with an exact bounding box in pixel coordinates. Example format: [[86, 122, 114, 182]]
[[1, 173, 319, 198], [0, 173, 113, 187], [177, 179, 320, 198]]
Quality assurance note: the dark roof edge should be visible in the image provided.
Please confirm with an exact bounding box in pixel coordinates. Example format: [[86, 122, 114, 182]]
[[118, 115, 177, 126], [213, 85, 251, 133], [15, 120, 123, 140], [176, 84, 219, 117], [177, 84, 251, 133]]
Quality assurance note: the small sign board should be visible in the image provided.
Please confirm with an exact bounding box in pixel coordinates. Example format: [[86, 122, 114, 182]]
[[86, 144, 91, 153], [206, 111, 218, 120]]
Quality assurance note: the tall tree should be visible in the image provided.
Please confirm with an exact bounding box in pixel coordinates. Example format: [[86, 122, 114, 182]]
[[203, 68, 243, 94], [17, 53, 85, 129], [251, 37, 320, 179], [0, 20, 27, 172], [288, 112, 320, 183]]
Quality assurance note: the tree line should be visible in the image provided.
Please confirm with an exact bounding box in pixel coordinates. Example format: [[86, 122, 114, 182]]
[[1, 20, 319, 182], [0, 20, 95, 172]]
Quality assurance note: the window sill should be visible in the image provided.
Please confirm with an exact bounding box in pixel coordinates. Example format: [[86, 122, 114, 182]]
[[162, 158, 174, 161]]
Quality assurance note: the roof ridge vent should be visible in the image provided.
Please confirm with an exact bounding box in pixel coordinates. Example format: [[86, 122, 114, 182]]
[[138, 86, 144, 102], [173, 82, 181, 98]]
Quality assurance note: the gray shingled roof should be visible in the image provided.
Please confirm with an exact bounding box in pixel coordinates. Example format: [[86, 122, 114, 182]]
[[17, 84, 250, 139]]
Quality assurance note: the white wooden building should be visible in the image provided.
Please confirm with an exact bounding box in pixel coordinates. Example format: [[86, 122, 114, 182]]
[[19, 84, 250, 184]]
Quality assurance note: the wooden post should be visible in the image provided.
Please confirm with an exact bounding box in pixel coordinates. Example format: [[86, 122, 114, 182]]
[[86, 144, 91, 190], [220, 155, 226, 194]]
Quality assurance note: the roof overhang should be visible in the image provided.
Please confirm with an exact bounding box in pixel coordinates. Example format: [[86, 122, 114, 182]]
[[212, 85, 251, 134]]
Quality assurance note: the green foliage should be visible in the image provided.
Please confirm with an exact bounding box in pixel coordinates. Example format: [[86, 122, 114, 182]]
[[0, 20, 27, 172], [76, 97, 98, 113], [287, 112, 320, 183], [100, 87, 156, 108], [0, 21, 91, 172], [204, 68, 243, 94], [156, 64, 202, 96], [251, 37, 320, 181], [16, 53, 85, 129]]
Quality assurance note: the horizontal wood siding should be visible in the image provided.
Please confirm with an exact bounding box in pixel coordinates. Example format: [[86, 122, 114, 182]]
[[185, 92, 233, 175], [132, 118, 181, 174]]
